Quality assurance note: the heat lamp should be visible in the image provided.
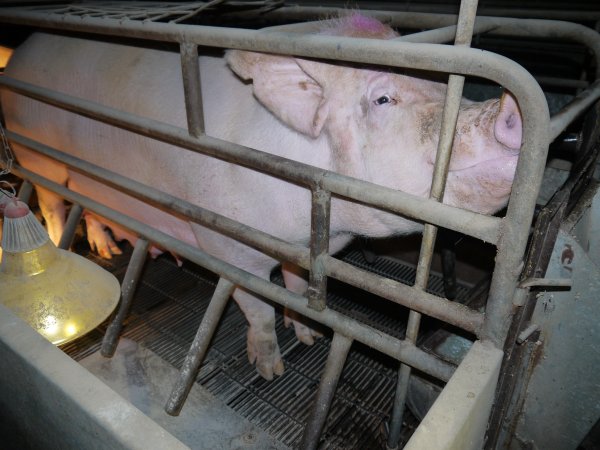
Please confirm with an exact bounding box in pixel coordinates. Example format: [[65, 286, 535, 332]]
[[0, 197, 120, 345]]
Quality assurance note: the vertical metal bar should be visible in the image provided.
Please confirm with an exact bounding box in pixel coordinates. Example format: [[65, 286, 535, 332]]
[[165, 277, 235, 415], [17, 180, 33, 203], [100, 238, 150, 357], [57, 203, 83, 250], [180, 42, 205, 137], [300, 332, 353, 450], [387, 1, 479, 448], [307, 188, 331, 311]]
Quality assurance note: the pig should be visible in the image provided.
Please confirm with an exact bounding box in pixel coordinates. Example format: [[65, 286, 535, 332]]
[[1, 14, 522, 379]]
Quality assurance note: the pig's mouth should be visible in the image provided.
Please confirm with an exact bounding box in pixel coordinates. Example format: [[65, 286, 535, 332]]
[[447, 153, 518, 176]]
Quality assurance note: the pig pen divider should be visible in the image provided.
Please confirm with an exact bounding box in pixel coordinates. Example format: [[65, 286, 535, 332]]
[[1, 4, 596, 447]]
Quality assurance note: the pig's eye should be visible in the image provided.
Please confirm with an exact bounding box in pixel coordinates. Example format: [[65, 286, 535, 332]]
[[374, 95, 394, 106]]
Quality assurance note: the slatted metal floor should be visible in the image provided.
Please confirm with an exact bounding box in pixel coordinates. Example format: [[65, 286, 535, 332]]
[[62, 243, 475, 449]]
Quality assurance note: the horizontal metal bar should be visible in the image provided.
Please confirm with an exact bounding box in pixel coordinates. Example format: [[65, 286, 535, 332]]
[[7, 129, 309, 269], [7, 129, 481, 334], [256, 4, 600, 22], [325, 256, 484, 334], [0, 4, 556, 349], [516, 323, 539, 344], [239, 8, 600, 79], [518, 277, 572, 288], [7, 163, 456, 382], [0, 76, 502, 244], [550, 80, 600, 141], [266, 17, 497, 45], [397, 21, 497, 44], [535, 76, 589, 90]]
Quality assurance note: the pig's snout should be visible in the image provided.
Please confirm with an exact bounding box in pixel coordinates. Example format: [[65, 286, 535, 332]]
[[494, 92, 522, 151]]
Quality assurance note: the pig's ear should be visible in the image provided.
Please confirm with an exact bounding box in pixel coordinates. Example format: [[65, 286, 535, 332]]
[[226, 50, 329, 138]]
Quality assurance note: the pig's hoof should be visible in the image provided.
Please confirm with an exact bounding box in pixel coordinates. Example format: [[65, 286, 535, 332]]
[[247, 328, 285, 380], [86, 219, 122, 259], [294, 321, 322, 345], [284, 314, 322, 345], [90, 237, 123, 259]]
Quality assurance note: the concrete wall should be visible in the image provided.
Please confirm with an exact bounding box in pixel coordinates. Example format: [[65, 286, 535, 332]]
[[405, 341, 503, 450], [0, 304, 189, 450]]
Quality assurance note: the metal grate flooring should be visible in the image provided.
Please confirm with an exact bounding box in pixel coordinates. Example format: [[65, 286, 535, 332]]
[[62, 245, 474, 449]]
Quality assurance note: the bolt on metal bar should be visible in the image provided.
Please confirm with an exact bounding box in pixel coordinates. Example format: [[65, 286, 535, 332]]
[[8, 163, 456, 383], [307, 188, 331, 311], [57, 203, 83, 250], [166, 277, 236, 415], [6, 130, 482, 333], [387, 0, 479, 446], [179, 42, 205, 137], [299, 332, 353, 450], [101, 238, 150, 358]]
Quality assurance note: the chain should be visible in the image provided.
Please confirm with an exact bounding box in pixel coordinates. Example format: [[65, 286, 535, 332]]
[[0, 121, 14, 177]]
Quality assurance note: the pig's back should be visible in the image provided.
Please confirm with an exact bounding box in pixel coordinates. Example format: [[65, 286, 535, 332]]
[[3, 32, 324, 243]]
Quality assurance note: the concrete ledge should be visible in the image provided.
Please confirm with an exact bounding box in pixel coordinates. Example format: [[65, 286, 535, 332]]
[[0, 303, 189, 450], [405, 340, 503, 450]]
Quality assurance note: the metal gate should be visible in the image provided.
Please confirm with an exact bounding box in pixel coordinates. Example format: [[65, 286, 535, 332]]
[[0, 1, 599, 449]]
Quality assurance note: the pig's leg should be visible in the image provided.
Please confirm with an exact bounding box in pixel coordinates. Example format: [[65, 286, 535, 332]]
[[189, 225, 284, 379], [35, 186, 67, 245], [11, 145, 69, 245], [84, 213, 122, 259], [281, 262, 322, 345], [233, 286, 284, 380]]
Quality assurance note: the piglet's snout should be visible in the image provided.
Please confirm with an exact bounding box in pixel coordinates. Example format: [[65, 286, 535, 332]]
[[494, 92, 523, 152]]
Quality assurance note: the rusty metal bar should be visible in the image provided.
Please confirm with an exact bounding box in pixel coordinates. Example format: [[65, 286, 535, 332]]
[[6, 131, 482, 333], [0, 76, 502, 245], [57, 203, 83, 250], [307, 188, 330, 311], [6, 163, 457, 383], [100, 238, 150, 358], [165, 277, 236, 415], [179, 42, 205, 137], [387, 1, 479, 446], [299, 332, 353, 450]]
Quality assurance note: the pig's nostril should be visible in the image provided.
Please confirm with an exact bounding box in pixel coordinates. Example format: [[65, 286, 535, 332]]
[[505, 113, 517, 129]]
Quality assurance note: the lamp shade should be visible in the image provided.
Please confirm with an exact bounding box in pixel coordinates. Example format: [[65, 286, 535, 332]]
[[0, 199, 120, 345]]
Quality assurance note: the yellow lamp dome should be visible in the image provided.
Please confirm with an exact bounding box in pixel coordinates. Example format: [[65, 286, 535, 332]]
[[0, 199, 120, 345]]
